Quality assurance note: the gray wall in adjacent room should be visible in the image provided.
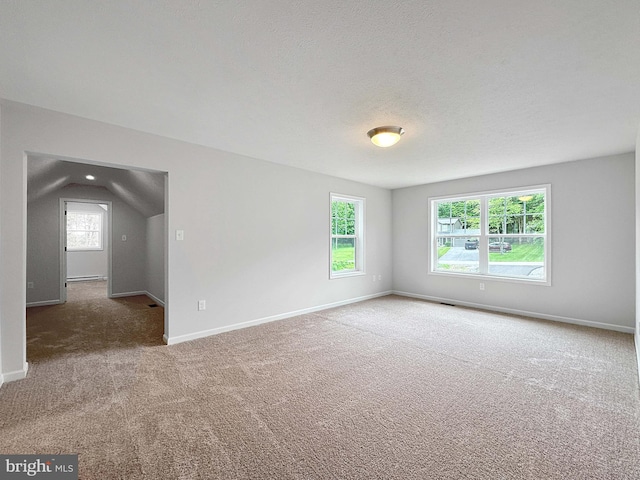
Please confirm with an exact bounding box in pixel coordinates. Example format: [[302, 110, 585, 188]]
[[27, 184, 147, 304]]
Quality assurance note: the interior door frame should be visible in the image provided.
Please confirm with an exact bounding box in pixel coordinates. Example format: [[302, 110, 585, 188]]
[[59, 198, 113, 303]]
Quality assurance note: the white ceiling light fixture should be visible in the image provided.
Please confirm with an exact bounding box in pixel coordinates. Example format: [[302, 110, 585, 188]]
[[367, 126, 405, 148], [85, 174, 95, 180]]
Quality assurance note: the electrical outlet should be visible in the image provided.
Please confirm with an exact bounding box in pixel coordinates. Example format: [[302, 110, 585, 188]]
[[480, 283, 485, 291], [378, 275, 382, 281], [198, 300, 206, 311], [176, 230, 184, 241]]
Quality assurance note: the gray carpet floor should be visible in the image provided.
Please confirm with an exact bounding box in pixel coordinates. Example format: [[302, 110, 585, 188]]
[[1, 282, 639, 479]]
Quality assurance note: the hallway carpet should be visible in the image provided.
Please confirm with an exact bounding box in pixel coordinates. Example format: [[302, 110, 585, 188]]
[[1, 285, 639, 479]]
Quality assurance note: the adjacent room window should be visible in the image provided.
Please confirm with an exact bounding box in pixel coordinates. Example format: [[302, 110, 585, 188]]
[[67, 211, 103, 251], [330, 193, 365, 278], [431, 185, 549, 283]]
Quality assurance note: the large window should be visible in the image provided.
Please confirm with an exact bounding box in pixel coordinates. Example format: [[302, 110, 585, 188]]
[[431, 185, 549, 283], [330, 193, 365, 278], [67, 211, 103, 251]]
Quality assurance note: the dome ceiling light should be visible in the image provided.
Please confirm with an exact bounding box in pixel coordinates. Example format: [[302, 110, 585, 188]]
[[367, 126, 405, 148]]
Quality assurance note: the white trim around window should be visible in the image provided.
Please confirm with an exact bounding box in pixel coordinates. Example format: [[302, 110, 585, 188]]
[[330, 193, 365, 279], [429, 184, 551, 285]]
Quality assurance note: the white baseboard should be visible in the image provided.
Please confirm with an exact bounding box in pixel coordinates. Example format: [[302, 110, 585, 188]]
[[67, 276, 107, 282], [1, 362, 29, 386], [26, 299, 61, 308], [393, 290, 635, 334], [110, 291, 146, 299], [145, 291, 165, 307], [28, 291, 163, 308], [164, 291, 393, 345], [635, 333, 640, 388], [110, 290, 164, 306]]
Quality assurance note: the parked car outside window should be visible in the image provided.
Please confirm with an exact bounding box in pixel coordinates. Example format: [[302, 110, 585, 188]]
[[488, 242, 512, 252], [464, 239, 479, 250]]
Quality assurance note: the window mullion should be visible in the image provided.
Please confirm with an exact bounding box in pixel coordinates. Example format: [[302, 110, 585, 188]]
[[479, 197, 488, 274]]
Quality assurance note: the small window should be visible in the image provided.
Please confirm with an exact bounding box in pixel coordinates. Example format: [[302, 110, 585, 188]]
[[431, 185, 549, 283], [330, 193, 365, 278], [67, 211, 103, 251]]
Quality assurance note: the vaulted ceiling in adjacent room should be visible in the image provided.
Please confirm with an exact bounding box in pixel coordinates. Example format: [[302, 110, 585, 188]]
[[27, 156, 165, 218]]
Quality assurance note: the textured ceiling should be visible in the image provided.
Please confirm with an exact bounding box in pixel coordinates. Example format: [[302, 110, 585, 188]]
[[2, 1, 639, 189]]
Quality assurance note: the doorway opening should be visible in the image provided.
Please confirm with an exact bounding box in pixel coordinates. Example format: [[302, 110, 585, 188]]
[[61, 199, 112, 302], [26, 153, 168, 344]]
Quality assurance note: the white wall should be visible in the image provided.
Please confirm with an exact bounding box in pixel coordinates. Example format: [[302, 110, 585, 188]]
[[146, 213, 165, 304], [0, 101, 3, 386], [26, 184, 147, 305], [636, 125, 640, 382], [0, 101, 28, 382], [0, 100, 393, 379], [393, 153, 636, 332], [66, 202, 108, 280]]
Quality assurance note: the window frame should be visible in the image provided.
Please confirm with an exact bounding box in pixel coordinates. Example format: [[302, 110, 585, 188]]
[[429, 185, 550, 285], [66, 210, 104, 252], [330, 193, 365, 279]]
